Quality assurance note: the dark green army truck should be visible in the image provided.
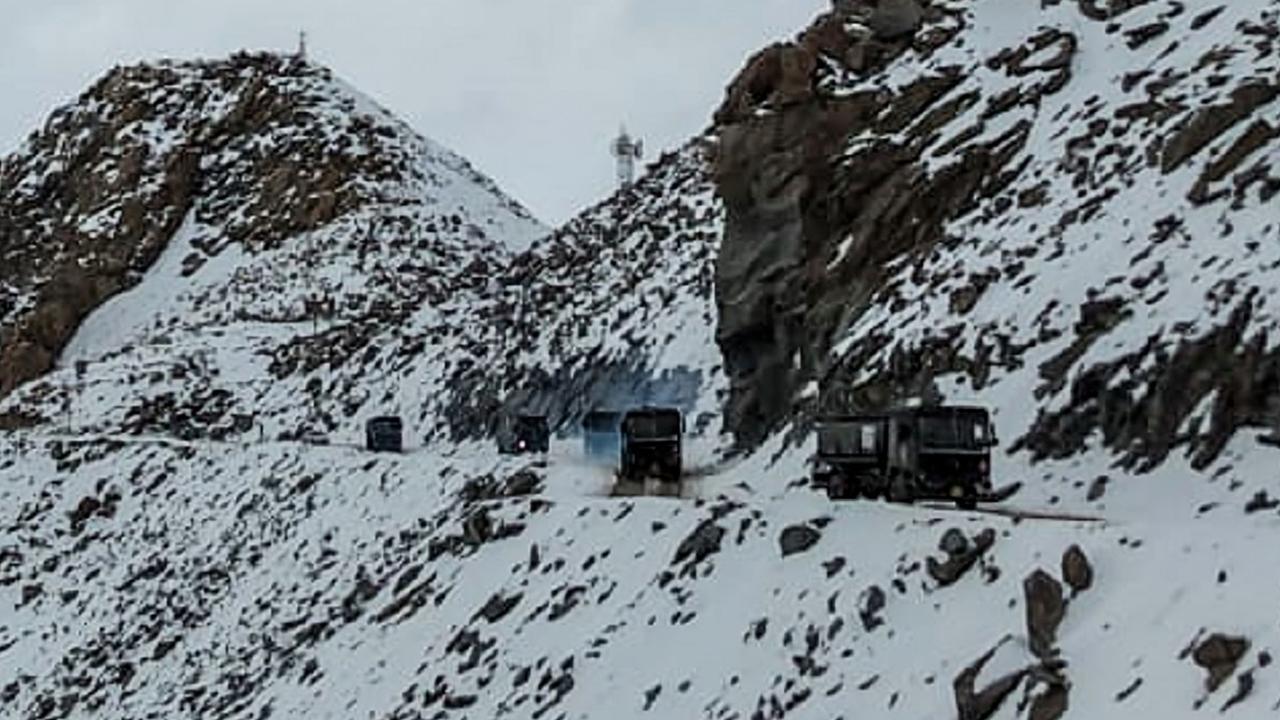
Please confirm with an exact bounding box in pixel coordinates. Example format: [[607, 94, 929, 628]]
[[813, 406, 1014, 509], [619, 406, 682, 483]]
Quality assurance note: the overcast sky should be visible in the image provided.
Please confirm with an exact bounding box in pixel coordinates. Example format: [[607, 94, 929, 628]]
[[0, 0, 827, 225]]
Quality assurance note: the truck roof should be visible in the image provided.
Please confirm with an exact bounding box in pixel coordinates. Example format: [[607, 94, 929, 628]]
[[817, 405, 990, 421], [624, 406, 681, 417]]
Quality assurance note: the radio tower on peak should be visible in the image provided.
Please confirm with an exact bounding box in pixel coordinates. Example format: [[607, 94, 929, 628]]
[[611, 125, 643, 189], [297, 30, 308, 60]]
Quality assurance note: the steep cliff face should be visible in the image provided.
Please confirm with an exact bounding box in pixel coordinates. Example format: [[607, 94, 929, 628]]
[[713, 0, 972, 446], [713, 0, 1280, 473]]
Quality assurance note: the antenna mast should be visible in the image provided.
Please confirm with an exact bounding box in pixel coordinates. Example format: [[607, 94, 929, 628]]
[[610, 125, 643, 189], [298, 30, 308, 60]]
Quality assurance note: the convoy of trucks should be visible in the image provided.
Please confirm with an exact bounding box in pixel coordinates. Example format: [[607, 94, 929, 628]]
[[358, 402, 1011, 508]]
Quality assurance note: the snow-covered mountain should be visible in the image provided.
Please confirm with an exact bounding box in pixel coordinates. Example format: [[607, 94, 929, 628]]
[[4, 1, 1280, 719], [0, 52, 545, 443]]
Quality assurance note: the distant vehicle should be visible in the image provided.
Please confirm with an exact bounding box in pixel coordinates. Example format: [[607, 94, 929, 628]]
[[365, 416, 404, 453], [497, 414, 550, 455], [582, 410, 622, 461], [812, 405, 1011, 509], [299, 429, 330, 446], [619, 406, 682, 483]]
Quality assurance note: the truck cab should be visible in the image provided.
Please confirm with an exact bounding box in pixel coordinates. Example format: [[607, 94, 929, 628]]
[[582, 410, 622, 461], [814, 405, 997, 508], [365, 416, 404, 453], [619, 406, 682, 483], [497, 414, 550, 455]]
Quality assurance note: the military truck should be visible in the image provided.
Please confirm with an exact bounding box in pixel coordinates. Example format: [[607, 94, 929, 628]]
[[365, 416, 403, 453], [813, 405, 1009, 509], [619, 406, 682, 483], [497, 414, 550, 455], [582, 410, 622, 461]]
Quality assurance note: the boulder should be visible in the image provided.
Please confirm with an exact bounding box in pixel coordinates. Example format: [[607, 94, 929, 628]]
[[928, 528, 996, 587], [859, 584, 887, 631], [940, 528, 971, 556], [672, 520, 726, 567], [779, 524, 822, 557], [1024, 569, 1066, 660], [1061, 545, 1093, 594], [1192, 633, 1250, 692]]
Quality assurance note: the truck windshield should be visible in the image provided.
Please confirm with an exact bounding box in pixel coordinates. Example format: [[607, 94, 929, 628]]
[[515, 418, 547, 437], [818, 421, 879, 455], [919, 413, 988, 449], [625, 414, 680, 439], [583, 412, 621, 433]]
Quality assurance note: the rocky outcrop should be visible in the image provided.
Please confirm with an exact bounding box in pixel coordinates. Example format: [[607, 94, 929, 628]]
[[712, 1, 972, 445], [1192, 633, 1250, 693]]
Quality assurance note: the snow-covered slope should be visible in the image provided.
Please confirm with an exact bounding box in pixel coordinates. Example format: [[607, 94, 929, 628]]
[[821, 0, 1280, 477], [3, 424, 1277, 719]]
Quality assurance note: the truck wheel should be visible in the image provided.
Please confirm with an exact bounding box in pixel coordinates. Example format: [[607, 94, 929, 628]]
[[824, 475, 844, 501], [863, 474, 888, 500], [845, 476, 863, 500], [888, 471, 914, 504]]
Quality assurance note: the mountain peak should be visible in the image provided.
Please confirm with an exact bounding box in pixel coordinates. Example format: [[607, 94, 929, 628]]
[[0, 51, 545, 403]]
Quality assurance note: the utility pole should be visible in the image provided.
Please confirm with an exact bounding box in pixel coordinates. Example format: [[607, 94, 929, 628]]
[[73, 359, 87, 433], [610, 125, 643, 189]]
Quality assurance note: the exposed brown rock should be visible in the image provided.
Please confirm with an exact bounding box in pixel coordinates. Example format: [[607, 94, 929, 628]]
[[1162, 82, 1280, 174], [866, 0, 924, 40], [953, 638, 1028, 720], [1061, 545, 1093, 594], [1028, 678, 1069, 720], [927, 528, 997, 587], [1024, 569, 1066, 660], [0, 53, 406, 405], [714, 44, 819, 126], [1192, 633, 1250, 692], [779, 524, 822, 557]]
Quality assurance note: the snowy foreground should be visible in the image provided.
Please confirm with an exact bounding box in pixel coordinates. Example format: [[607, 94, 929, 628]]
[[3, 426, 1279, 719]]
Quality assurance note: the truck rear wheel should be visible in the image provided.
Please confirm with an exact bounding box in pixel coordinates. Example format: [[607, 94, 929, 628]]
[[824, 475, 846, 501], [888, 471, 915, 504]]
